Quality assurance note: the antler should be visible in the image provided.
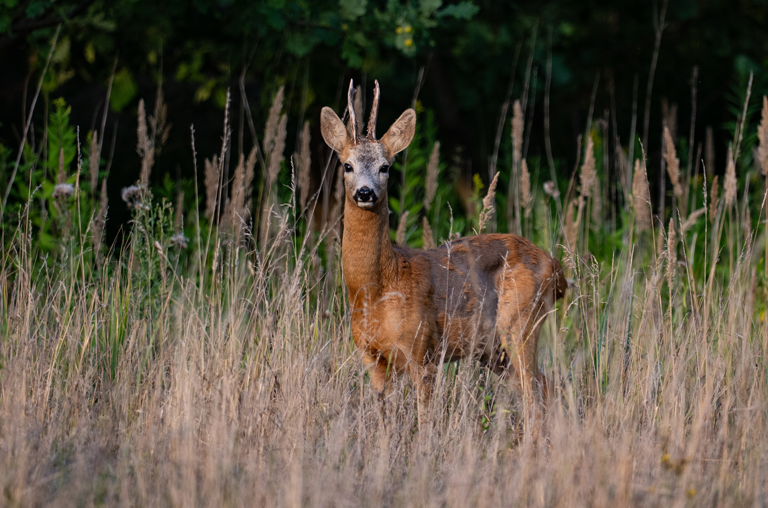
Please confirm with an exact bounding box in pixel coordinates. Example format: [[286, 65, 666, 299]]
[[367, 80, 380, 141], [346, 80, 360, 144]]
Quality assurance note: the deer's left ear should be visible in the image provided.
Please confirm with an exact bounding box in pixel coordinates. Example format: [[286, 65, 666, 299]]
[[380, 109, 416, 156]]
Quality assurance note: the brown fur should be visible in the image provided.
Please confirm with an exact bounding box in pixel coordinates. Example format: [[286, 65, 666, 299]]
[[322, 80, 567, 405], [342, 197, 566, 401]]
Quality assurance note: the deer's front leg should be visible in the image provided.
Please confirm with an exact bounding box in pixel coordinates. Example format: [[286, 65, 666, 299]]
[[362, 352, 389, 394]]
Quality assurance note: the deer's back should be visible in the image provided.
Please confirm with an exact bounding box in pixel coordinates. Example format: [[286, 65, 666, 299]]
[[412, 234, 565, 362]]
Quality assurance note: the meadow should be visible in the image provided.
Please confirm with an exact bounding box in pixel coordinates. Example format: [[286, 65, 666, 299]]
[[2, 35, 768, 507]]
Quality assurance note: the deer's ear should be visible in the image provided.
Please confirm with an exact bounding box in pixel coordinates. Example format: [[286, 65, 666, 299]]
[[320, 107, 349, 153], [380, 109, 416, 156]]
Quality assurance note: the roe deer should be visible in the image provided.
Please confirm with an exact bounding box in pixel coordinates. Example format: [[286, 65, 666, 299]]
[[320, 80, 567, 408]]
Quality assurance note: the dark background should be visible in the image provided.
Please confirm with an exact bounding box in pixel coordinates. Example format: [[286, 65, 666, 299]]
[[1, 0, 766, 239]]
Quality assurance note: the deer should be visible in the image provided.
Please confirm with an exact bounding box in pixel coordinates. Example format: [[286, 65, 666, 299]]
[[320, 79, 567, 412]]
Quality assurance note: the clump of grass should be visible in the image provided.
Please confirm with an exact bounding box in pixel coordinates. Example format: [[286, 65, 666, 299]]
[[2, 71, 768, 508]]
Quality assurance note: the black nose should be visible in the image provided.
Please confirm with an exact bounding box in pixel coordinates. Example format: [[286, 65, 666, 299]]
[[354, 186, 376, 203]]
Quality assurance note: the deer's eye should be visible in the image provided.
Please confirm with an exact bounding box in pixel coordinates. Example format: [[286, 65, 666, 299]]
[[380, 164, 389, 173], [344, 163, 353, 173]]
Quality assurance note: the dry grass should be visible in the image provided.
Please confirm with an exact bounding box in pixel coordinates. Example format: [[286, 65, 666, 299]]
[[2, 89, 768, 508]]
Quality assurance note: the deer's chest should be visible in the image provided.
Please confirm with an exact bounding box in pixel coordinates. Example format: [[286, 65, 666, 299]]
[[348, 257, 437, 361]]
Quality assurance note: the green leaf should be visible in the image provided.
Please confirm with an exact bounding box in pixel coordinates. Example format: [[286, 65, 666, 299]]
[[339, 0, 367, 20], [341, 38, 363, 68], [46, 98, 76, 177], [25, 0, 48, 18], [420, 0, 442, 16], [109, 68, 137, 112], [286, 31, 320, 57], [437, 2, 478, 19]]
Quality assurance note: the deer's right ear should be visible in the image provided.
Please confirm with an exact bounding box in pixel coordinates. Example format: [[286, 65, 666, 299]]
[[320, 107, 349, 153]]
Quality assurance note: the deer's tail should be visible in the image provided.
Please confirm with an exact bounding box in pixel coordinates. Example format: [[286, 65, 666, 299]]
[[551, 257, 568, 300]]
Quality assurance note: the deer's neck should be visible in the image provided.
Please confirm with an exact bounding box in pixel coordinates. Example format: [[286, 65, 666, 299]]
[[341, 196, 396, 305]]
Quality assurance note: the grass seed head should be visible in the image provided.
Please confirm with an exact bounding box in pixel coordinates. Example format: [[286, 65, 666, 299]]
[[268, 114, 287, 184], [710, 175, 719, 223], [396, 210, 409, 245], [758, 96, 768, 176], [422, 216, 435, 249], [478, 171, 499, 232], [724, 146, 737, 208], [512, 100, 523, 167], [204, 155, 219, 221], [520, 159, 532, 216], [298, 121, 311, 210], [632, 158, 652, 232], [263, 86, 285, 156], [666, 218, 677, 286], [664, 126, 683, 198], [425, 141, 440, 211], [580, 136, 597, 198]]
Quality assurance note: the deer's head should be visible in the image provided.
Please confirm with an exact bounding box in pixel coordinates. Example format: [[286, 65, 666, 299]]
[[320, 80, 416, 210]]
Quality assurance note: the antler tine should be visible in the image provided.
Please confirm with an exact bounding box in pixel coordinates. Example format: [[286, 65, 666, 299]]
[[347, 80, 359, 144], [367, 80, 380, 141]]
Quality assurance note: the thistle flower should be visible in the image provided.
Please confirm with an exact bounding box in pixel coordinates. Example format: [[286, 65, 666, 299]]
[[121, 185, 146, 210], [169, 232, 189, 249], [52, 183, 75, 199], [543, 181, 560, 199]]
